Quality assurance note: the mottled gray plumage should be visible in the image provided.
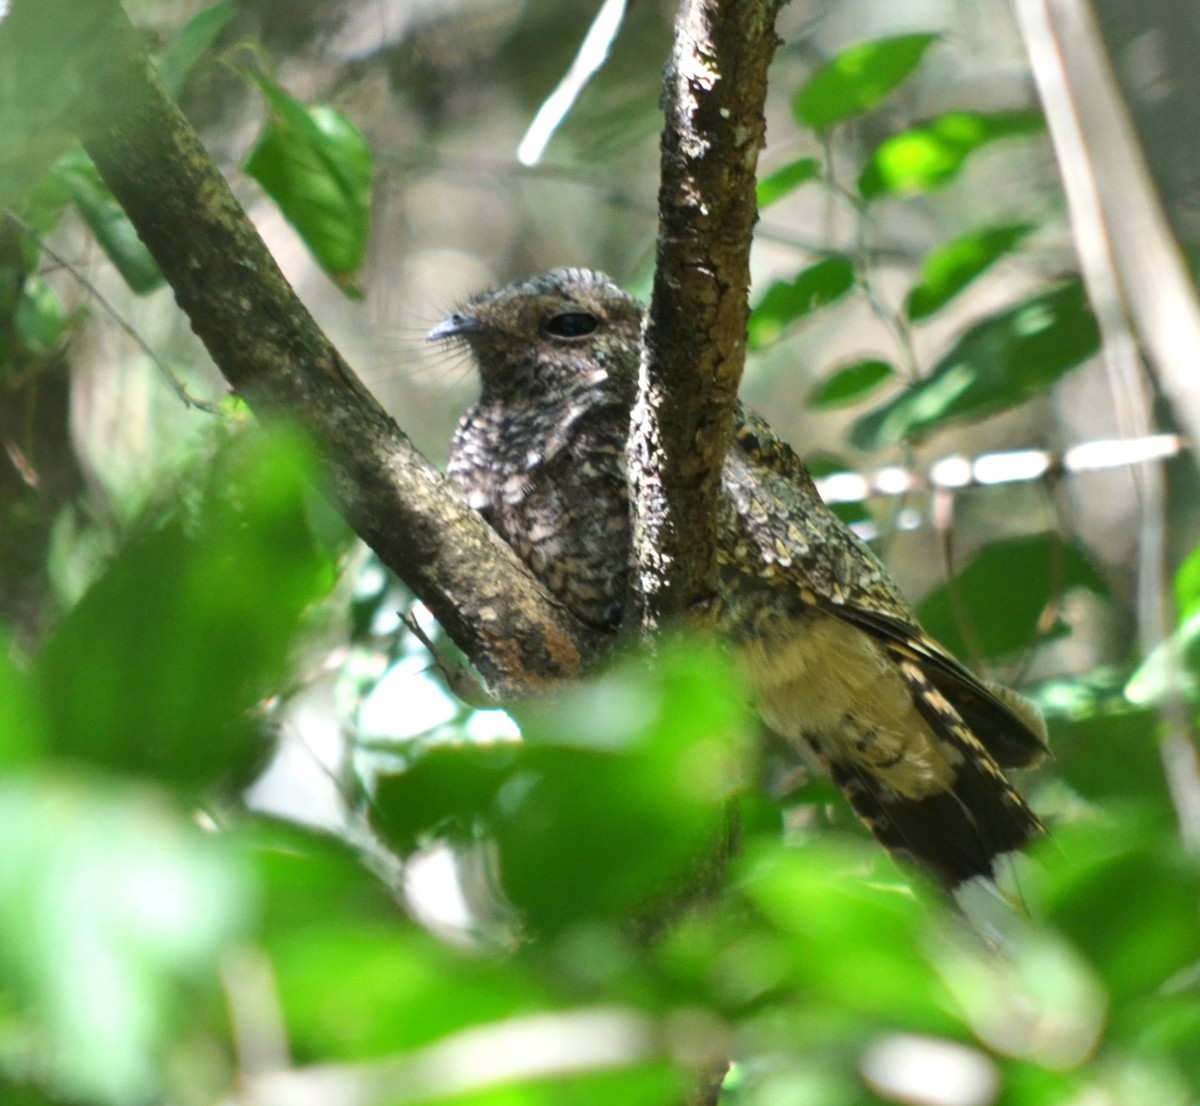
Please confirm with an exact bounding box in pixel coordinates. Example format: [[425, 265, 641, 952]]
[[433, 269, 641, 631], [432, 268, 1048, 885]]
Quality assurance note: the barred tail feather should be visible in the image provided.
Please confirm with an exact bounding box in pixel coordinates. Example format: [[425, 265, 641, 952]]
[[829, 661, 1043, 887]]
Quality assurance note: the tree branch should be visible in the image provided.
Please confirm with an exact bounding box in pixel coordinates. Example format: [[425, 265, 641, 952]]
[[24, 0, 603, 694], [629, 0, 784, 631], [628, 5, 783, 1102]]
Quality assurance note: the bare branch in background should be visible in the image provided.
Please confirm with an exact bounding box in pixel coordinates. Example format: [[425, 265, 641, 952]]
[[1013, 0, 1200, 844]]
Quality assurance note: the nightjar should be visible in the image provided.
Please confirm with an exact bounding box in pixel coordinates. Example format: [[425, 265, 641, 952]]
[[431, 267, 1048, 886]]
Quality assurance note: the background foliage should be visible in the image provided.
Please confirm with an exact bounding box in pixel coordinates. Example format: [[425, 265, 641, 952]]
[[2, 1, 1199, 1105]]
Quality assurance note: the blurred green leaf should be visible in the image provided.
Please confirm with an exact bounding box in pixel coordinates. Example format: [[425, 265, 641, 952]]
[[247, 818, 408, 937], [1173, 540, 1200, 624], [246, 820, 554, 1063], [757, 157, 820, 208], [414, 1064, 684, 1106], [1126, 610, 1200, 707], [10, 170, 74, 245], [0, 3, 116, 210], [495, 639, 750, 930], [270, 922, 553, 1063], [14, 275, 71, 355], [808, 359, 896, 408], [52, 148, 164, 295], [0, 1084, 63, 1106], [905, 223, 1036, 321], [794, 34, 940, 131], [33, 430, 337, 791], [729, 842, 953, 1030], [917, 533, 1109, 663], [937, 925, 1106, 1072], [0, 641, 42, 767], [371, 740, 521, 854], [0, 776, 249, 1105], [155, 2, 235, 99], [749, 258, 855, 349], [859, 111, 1044, 201], [1034, 672, 1165, 806], [1035, 819, 1200, 1004], [851, 280, 1099, 449], [244, 77, 371, 295]]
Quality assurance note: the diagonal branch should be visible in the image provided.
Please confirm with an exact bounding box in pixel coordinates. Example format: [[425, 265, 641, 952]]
[[629, 0, 784, 632], [23, 0, 602, 694]]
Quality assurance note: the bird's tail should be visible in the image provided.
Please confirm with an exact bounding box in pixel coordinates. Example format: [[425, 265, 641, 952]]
[[828, 659, 1043, 887]]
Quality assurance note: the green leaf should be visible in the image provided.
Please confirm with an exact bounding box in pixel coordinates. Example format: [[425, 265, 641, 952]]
[[1036, 819, 1200, 1004], [52, 148, 164, 294], [15, 275, 71, 354], [748, 257, 855, 348], [0, 3, 115, 210], [808, 359, 896, 408], [851, 280, 1099, 449], [244, 77, 372, 295], [0, 777, 249, 1105], [1125, 609, 1200, 708], [33, 431, 337, 791], [916, 533, 1110, 663], [859, 110, 1044, 201], [1173, 540, 1200, 624], [155, 2, 235, 99], [757, 156, 820, 208], [905, 222, 1036, 321], [1033, 672, 1166, 805], [0, 638, 42, 767], [371, 740, 521, 854], [732, 842, 953, 1029], [794, 34, 940, 131], [496, 638, 750, 930], [246, 821, 550, 1062]]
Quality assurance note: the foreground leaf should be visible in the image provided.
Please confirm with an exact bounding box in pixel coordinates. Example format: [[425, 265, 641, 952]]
[[1036, 819, 1200, 1005], [0, 777, 248, 1104], [1172, 539, 1200, 623], [1126, 609, 1200, 708], [34, 431, 337, 791], [496, 638, 750, 930]]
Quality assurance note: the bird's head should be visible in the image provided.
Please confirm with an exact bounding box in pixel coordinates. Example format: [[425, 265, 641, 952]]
[[428, 268, 644, 399]]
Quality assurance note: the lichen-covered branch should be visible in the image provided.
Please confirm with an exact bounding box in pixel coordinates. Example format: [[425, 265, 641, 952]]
[[29, 0, 601, 694], [629, 0, 784, 632]]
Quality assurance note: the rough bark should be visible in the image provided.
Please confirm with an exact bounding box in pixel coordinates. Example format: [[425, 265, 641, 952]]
[[630, 5, 784, 1103], [629, 0, 784, 632], [22, 0, 603, 694]]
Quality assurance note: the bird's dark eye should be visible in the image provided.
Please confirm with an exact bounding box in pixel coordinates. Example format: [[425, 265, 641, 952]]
[[542, 311, 599, 339]]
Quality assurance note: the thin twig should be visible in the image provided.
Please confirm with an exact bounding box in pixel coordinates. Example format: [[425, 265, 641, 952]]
[[8, 212, 223, 413]]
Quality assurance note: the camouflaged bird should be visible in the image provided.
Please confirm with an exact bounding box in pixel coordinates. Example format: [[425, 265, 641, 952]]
[[431, 267, 1048, 886]]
